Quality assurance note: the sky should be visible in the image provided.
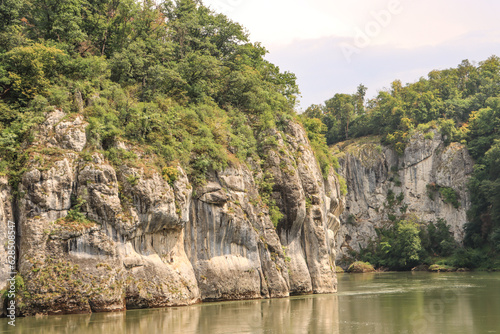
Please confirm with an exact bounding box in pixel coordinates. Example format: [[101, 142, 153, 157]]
[[202, 0, 500, 110]]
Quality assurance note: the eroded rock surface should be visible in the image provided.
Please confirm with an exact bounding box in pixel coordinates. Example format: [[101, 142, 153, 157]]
[[3, 111, 345, 316], [0, 176, 14, 316], [334, 130, 473, 263]]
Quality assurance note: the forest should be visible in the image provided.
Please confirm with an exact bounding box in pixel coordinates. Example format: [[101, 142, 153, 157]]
[[0, 0, 305, 172]]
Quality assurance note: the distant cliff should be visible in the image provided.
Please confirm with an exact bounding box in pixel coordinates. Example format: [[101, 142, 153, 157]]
[[334, 130, 473, 263], [0, 110, 344, 316]]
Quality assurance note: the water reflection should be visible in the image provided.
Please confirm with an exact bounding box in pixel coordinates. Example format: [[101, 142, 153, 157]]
[[0, 295, 340, 334], [1, 272, 499, 334]]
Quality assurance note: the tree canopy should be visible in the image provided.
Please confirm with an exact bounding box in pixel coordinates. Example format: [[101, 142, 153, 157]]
[[0, 0, 306, 187]]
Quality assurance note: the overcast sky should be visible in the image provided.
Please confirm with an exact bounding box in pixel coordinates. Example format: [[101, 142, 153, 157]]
[[203, 0, 500, 110]]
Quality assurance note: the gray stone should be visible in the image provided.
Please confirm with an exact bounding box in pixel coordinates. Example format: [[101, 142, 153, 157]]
[[5, 112, 345, 316], [335, 130, 473, 263]]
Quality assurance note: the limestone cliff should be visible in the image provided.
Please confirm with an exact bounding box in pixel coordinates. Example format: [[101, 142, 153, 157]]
[[1, 110, 344, 316], [0, 175, 14, 309], [334, 130, 473, 263]]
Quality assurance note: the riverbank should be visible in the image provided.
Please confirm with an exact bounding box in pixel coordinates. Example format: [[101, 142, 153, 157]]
[[340, 257, 500, 274]]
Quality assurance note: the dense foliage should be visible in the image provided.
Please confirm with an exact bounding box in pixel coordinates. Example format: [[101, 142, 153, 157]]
[[351, 218, 458, 271], [308, 57, 500, 262], [0, 0, 307, 185]]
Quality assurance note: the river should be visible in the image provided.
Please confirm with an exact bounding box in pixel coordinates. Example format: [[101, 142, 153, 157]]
[[1, 272, 499, 333]]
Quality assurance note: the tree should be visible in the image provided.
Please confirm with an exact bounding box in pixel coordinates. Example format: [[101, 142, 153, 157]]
[[27, 0, 87, 46], [0, 0, 24, 33], [354, 83, 367, 114], [324, 93, 354, 141], [2, 43, 67, 102], [303, 104, 323, 119], [392, 220, 422, 268]]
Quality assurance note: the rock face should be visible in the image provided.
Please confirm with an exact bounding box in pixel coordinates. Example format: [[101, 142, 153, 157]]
[[2, 111, 344, 316], [334, 130, 474, 263], [0, 175, 14, 316]]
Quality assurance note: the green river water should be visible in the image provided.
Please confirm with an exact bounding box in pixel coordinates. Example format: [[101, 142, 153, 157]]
[[1, 271, 499, 333]]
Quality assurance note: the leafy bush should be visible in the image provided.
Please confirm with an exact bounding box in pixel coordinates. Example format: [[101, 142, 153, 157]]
[[162, 166, 179, 186], [336, 171, 348, 196], [65, 197, 88, 223], [451, 248, 487, 269], [392, 220, 422, 268], [419, 218, 457, 258], [439, 187, 461, 209], [2, 44, 68, 102], [355, 219, 422, 270], [256, 172, 283, 227], [382, 130, 410, 155], [347, 261, 375, 273]]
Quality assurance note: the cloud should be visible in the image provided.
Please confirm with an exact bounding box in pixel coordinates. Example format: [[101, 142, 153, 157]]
[[265, 32, 500, 109], [203, 0, 500, 109]]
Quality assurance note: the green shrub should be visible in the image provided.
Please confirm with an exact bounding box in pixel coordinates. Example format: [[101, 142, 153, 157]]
[[347, 261, 375, 273], [451, 248, 487, 269], [80, 151, 93, 162], [127, 175, 139, 186], [416, 121, 437, 133], [162, 166, 179, 186], [439, 187, 460, 209], [393, 220, 422, 268], [104, 148, 137, 166], [424, 131, 435, 140], [256, 172, 283, 227], [54, 197, 96, 232], [419, 218, 457, 257], [386, 189, 396, 207], [336, 172, 348, 196], [269, 206, 284, 228], [439, 118, 459, 145], [301, 116, 339, 178], [382, 130, 410, 155]]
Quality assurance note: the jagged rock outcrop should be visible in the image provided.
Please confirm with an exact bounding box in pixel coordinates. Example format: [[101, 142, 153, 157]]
[[2, 110, 344, 316], [263, 123, 345, 294], [334, 130, 473, 263], [0, 175, 14, 316]]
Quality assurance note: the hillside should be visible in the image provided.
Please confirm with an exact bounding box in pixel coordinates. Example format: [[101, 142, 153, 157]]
[[305, 57, 500, 269]]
